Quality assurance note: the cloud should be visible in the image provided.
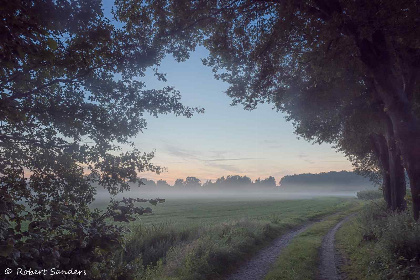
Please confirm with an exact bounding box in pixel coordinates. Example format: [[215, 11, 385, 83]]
[[261, 140, 282, 149], [165, 145, 263, 173], [166, 145, 263, 162], [262, 139, 278, 144], [165, 145, 200, 161], [209, 149, 234, 158], [202, 157, 263, 162], [205, 162, 241, 173]]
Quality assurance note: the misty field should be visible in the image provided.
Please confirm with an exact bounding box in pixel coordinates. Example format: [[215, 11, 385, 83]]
[[92, 195, 357, 227], [91, 196, 361, 280], [136, 196, 356, 226]]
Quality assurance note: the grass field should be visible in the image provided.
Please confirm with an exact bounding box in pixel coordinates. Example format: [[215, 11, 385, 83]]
[[93, 195, 361, 280], [93, 195, 358, 228]]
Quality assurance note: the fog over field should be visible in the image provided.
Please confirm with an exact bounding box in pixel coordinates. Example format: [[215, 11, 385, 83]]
[[93, 184, 374, 203], [93, 170, 377, 203]]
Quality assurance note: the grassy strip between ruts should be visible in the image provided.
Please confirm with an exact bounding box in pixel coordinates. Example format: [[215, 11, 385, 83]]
[[108, 198, 360, 280], [264, 201, 363, 280]]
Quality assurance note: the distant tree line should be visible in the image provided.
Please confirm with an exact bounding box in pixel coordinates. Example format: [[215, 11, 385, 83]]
[[136, 171, 373, 190], [280, 171, 373, 187], [137, 175, 277, 189]]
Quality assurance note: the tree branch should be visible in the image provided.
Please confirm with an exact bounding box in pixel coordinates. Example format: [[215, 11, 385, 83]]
[[8, 73, 89, 101], [0, 134, 72, 149]]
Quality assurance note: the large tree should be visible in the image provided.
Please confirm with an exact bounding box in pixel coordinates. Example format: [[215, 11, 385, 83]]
[[0, 0, 201, 276], [184, 176, 202, 188], [119, 0, 420, 218], [281, 73, 406, 210]]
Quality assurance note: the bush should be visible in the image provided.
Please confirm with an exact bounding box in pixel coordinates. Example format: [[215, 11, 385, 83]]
[[116, 219, 283, 280], [357, 201, 420, 279], [163, 220, 279, 280], [357, 189, 383, 200]]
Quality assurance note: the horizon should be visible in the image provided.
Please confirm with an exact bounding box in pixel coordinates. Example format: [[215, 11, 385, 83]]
[[140, 169, 363, 185], [92, 170, 371, 189]]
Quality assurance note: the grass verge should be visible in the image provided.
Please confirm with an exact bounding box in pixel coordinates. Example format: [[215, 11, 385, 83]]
[[336, 200, 420, 280], [335, 216, 381, 280]]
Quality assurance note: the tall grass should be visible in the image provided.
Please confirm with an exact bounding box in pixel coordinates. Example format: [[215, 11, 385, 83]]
[[107, 198, 358, 280], [118, 219, 287, 280], [356, 189, 383, 200], [337, 200, 420, 279]]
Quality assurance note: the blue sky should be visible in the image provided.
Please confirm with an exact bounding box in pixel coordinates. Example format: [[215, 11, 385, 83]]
[[130, 47, 353, 184], [102, 1, 353, 184]]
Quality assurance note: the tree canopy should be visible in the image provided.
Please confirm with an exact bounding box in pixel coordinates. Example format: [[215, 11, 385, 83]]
[[0, 0, 202, 275], [122, 0, 420, 218]]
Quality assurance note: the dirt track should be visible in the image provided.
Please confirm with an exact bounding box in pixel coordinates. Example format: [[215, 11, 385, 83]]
[[225, 214, 355, 280], [318, 215, 355, 280], [225, 222, 316, 280]]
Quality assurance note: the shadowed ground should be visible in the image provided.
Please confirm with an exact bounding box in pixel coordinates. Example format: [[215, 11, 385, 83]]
[[225, 222, 316, 280], [318, 215, 356, 280]]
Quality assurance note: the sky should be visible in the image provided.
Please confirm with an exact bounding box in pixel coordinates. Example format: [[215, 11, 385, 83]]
[[102, 1, 353, 185], [128, 47, 353, 184]]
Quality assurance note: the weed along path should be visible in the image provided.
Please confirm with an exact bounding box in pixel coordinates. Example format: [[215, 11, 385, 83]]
[[225, 221, 317, 280], [318, 214, 356, 280]]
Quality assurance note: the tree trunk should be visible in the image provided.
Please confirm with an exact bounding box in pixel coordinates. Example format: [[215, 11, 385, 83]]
[[405, 155, 420, 220], [373, 67, 419, 218], [383, 115, 407, 211], [371, 134, 391, 208], [386, 138, 406, 211], [357, 31, 419, 219], [391, 118, 420, 220], [302, 1, 419, 218]]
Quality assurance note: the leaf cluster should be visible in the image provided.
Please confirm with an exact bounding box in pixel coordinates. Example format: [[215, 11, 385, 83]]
[[0, 0, 201, 277]]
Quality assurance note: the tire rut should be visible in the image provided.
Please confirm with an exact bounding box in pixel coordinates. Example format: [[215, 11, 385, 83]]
[[225, 221, 316, 280], [318, 214, 356, 280]]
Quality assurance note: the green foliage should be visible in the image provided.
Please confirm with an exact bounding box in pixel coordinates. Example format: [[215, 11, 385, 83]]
[[0, 0, 202, 276], [357, 190, 383, 200], [337, 202, 420, 279], [124, 223, 195, 268], [336, 217, 381, 280], [171, 220, 278, 280]]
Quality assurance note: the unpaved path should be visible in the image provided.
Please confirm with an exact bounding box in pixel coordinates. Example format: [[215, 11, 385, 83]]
[[318, 214, 355, 280], [225, 221, 316, 280]]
